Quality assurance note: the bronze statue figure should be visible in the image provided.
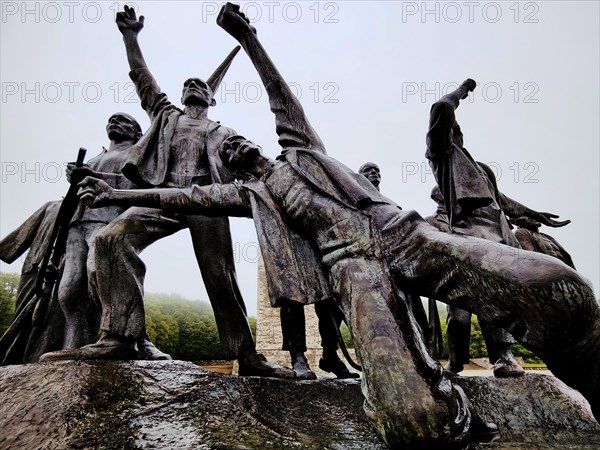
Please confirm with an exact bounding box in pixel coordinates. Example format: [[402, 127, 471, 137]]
[[427, 185, 523, 376], [359, 162, 432, 349], [58, 114, 139, 349], [61, 113, 170, 360], [0, 201, 63, 364], [277, 163, 386, 380], [73, 4, 600, 447], [276, 163, 388, 380], [0, 113, 170, 363], [425, 81, 571, 377], [39, 6, 293, 378]]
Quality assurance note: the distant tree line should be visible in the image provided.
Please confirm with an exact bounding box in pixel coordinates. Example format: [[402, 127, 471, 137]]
[[0, 273, 19, 336], [0, 273, 540, 363], [143, 292, 253, 360], [143, 293, 355, 360]]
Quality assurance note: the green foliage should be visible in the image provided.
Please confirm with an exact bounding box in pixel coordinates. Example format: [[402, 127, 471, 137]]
[[511, 344, 544, 364], [0, 273, 19, 335], [143, 293, 357, 360], [468, 315, 488, 358], [0, 273, 19, 294], [145, 307, 180, 357], [435, 303, 489, 358], [340, 322, 354, 348], [144, 292, 230, 360], [247, 316, 257, 340]]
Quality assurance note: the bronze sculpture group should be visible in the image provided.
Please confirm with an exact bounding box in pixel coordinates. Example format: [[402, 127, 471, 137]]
[[1, 3, 599, 449]]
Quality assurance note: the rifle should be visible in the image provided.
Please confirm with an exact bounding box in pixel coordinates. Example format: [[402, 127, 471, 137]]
[[35, 147, 87, 297], [0, 148, 86, 364]]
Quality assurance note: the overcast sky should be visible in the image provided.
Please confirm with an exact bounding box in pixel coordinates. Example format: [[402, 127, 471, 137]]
[[1, 1, 598, 317]]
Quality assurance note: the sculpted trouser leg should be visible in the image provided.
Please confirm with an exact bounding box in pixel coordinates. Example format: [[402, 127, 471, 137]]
[[479, 319, 517, 364], [329, 256, 470, 449], [187, 215, 255, 359], [58, 223, 102, 349], [389, 221, 600, 419], [91, 207, 185, 339], [446, 306, 472, 368], [314, 300, 340, 352], [280, 300, 347, 356], [280, 300, 307, 353], [446, 306, 516, 368]]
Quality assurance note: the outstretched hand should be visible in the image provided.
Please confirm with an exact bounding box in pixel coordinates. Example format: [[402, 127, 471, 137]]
[[78, 176, 113, 208], [217, 3, 256, 40], [531, 211, 571, 228], [116, 4, 144, 35]]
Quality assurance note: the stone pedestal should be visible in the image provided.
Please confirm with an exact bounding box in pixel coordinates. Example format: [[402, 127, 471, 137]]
[[1, 360, 599, 449]]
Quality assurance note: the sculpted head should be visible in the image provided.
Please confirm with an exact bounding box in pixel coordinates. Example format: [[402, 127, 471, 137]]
[[106, 112, 142, 143], [181, 78, 216, 107], [359, 162, 381, 189], [219, 135, 264, 177]]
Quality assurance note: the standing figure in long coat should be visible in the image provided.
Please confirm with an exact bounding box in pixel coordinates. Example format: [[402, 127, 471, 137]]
[[426, 82, 570, 377]]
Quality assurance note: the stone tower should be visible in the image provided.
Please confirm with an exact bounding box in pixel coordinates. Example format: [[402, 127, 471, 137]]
[[255, 254, 324, 370]]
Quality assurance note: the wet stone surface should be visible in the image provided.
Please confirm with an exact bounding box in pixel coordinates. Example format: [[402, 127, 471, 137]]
[[0, 361, 598, 449]]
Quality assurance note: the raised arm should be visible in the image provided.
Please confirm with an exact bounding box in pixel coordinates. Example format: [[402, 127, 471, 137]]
[[116, 5, 146, 70], [217, 3, 325, 153], [426, 79, 476, 161], [499, 192, 570, 228], [438, 79, 476, 109], [78, 177, 252, 218], [116, 5, 168, 119]]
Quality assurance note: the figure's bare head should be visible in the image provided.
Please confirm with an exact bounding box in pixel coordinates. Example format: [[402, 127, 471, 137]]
[[219, 135, 264, 177], [359, 162, 381, 189], [181, 77, 216, 107], [106, 112, 142, 143]]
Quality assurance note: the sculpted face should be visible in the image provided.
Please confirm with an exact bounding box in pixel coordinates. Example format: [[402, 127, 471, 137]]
[[220, 136, 262, 175], [106, 113, 141, 143], [359, 162, 381, 188], [181, 78, 214, 107]]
